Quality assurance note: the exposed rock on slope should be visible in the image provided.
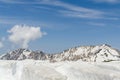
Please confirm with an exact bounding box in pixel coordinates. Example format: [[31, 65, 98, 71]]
[[0, 44, 120, 62], [0, 49, 47, 60], [53, 44, 120, 62]]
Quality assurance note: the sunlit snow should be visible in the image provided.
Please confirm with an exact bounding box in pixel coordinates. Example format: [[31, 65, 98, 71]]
[[0, 60, 120, 80]]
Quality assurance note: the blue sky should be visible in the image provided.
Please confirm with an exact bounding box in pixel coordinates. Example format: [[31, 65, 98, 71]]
[[0, 0, 120, 54]]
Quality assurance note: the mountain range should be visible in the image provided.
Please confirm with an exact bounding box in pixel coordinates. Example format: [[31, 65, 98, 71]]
[[1, 44, 120, 62]]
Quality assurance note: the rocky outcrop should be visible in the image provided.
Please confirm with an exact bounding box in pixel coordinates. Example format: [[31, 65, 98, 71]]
[[0, 49, 47, 60]]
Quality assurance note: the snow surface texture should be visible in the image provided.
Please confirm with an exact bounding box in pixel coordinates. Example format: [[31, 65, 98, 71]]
[[0, 60, 120, 80]]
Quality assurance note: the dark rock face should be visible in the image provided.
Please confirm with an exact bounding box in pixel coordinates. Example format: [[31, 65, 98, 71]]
[[0, 49, 25, 60], [0, 49, 47, 60], [0, 44, 120, 62]]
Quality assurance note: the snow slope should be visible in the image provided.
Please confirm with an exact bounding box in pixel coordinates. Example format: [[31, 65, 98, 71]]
[[0, 60, 120, 80]]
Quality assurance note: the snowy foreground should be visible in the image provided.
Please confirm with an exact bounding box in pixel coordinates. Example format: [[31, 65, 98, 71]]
[[0, 60, 120, 80]]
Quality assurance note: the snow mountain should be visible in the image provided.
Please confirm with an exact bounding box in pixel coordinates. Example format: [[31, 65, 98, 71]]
[[0, 49, 47, 60], [0, 44, 120, 62], [1, 44, 120, 80], [53, 44, 120, 62]]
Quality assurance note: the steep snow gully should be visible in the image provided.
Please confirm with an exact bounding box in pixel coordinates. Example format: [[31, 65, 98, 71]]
[[0, 44, 120, 80]]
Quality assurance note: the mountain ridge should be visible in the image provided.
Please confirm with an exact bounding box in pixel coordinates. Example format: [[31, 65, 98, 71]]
[[0, 44, 120, 62]]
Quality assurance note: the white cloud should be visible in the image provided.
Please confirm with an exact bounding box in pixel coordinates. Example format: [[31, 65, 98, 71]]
[[0, 41, 3, 48], [8, 25, 46, 48]]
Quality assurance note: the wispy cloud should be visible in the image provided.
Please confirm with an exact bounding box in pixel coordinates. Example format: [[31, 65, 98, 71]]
[[87, 22, 106, 26], [0, 0, 104, 19], [33, 6, 52, 10], [92, 0, 119, 3], [0, 0, 24, 4], [58, 10, 103, 19], [0, 16, 58, 29], [0, 0, 39, 4], [36, 0, 119, 19], [0, 0, 119, 20], [36, 0, 105, 19]]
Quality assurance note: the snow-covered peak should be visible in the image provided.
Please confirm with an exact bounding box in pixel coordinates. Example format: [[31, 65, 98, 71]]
[[0, 48, 46, 60], [0, 44, 120, 62], [52, 44, 120, 62]]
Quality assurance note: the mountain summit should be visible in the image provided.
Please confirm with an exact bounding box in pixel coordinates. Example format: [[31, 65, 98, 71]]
[[0, 44, 120, 62]]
